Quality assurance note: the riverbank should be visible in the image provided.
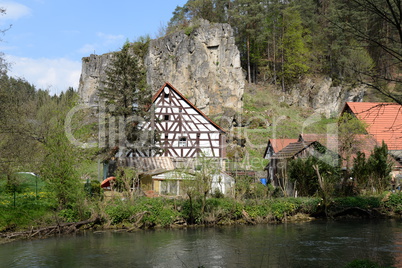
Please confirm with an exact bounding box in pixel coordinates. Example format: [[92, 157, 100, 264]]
[[1, 193, 401, 244]]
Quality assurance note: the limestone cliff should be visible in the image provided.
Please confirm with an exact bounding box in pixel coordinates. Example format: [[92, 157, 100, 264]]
[[284, 77, 366, 117], [78, 20, 365, 119], [78, 20, 245, 117]]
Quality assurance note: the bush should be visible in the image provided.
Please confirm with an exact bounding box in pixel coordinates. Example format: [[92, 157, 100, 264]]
[[383, 193, 402, 214], [105, 201, 134, 225], [271, 200, 297, 220], [333, 196, 381, 210], [134, 198, 179, 227], [244, 202, 269, 218]]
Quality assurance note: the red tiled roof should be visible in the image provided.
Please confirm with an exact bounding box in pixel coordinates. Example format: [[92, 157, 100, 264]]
[[269, 139, 298, 153], [152, 82, 225, 133], [263, 138, 298, 158], [342, 102, 402, 150]]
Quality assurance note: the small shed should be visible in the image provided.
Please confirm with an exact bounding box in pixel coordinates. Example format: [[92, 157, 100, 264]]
[[266, 140, 338, 196]]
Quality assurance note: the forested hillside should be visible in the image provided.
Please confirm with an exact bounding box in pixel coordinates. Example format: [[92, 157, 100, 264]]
[[167, 0, 401, 104]]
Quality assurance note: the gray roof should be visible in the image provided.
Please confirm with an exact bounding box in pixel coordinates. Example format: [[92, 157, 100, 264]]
[[270, 141, 317, 159], [118, 157, 175, 175]]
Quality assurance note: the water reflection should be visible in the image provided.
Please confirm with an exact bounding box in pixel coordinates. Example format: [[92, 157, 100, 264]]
[[1, 219, 401, 267]]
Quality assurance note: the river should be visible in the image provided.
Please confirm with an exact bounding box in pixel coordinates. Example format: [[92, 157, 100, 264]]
[[1, 219, 401, 267]]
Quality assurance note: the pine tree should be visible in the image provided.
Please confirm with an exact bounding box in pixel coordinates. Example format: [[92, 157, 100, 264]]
[[97, 41, 156, 157], [280, 6, 310, 88]]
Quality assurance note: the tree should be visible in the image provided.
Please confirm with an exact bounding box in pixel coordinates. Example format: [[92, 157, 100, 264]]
[[352, 142, 393, 194], [0, 76, 44, 187], [230, 0, 265, 84], [279, 5, 310, 89], [288, 156, 340, 197], [337, 0, 402, 104], [97, 41, 156, 158], [337, 113, 368, 174], [39, 92, 86, 210], [352, 151, 369, 191], [367, 142, 393, 193]]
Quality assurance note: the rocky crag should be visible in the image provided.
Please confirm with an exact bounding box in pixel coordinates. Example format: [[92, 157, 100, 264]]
[[284, 77, 366, 117], [78, 20, 365, 119], [78, 20, 245, 118]]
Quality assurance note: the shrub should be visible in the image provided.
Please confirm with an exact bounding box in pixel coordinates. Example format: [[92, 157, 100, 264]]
[[383, 193, 402, 214], [135, 198, 179, 227], [105, 201, 134, 225], [333, 196, 381, 210], [271, 200, 297, 220]]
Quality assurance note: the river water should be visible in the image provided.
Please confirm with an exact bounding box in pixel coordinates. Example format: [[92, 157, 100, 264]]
[[1, 219, 401, 268]]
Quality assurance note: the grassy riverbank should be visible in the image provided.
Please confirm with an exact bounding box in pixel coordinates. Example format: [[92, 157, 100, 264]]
[[1, 190, 402, 241]]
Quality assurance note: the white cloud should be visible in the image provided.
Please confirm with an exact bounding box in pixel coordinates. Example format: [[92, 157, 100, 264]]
[[5, 55, 81, 95], [0, 2, 31, 20], [78, 43, 96, 55], [97, 32, 125, 44], [78, 32, 125, 55]]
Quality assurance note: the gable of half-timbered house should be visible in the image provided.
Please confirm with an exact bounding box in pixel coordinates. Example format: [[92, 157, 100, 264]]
[[150, 82, 226, 159]]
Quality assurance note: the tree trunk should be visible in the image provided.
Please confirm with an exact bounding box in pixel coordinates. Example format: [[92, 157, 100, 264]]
[[247, 36, 251, 84]]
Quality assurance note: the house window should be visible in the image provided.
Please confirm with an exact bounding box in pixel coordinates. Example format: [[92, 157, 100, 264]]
[[179, 137, 187, 147], [164, 115, 170, 121], [163, 87, 169, 98]]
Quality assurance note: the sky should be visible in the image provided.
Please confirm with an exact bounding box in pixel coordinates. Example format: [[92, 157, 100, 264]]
[[0, 0, 188, 95]]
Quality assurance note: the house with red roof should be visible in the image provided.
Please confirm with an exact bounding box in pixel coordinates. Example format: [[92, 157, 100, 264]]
[[263, 138, 297, 191], [263, 138, 298, 160], [264, 139, 339, 196], [342, 102, 402, 151], [341, 102, 402, 172]]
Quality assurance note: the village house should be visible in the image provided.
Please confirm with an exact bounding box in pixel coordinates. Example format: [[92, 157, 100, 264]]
[[341, 102, 402, 173], [264, 139, 339, 196], [263, 138, 297, 184], [263, 101, 402, 196], [102, 82, 234, 197]]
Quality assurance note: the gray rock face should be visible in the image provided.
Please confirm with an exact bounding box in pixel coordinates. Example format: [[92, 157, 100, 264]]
[[78, 53, 114, 103], [78, 20, 245, 117], [285, 77, 366, 117], [77, 20, 365, 119], [145, 20, 244, 116]]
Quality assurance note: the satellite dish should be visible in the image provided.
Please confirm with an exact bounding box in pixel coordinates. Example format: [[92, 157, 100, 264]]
[[164, 87, 169, 94]]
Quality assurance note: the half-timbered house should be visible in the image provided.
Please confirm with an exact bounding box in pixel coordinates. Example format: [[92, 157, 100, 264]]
[[149, 82, 226, 161], [103, 83, 232, 197]]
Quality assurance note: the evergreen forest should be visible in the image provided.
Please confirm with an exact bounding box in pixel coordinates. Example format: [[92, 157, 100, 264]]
[[168, 0, 401, 104]]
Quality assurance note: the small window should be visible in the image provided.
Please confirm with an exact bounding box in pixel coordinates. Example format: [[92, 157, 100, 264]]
[[179, 137, 187, 147], [164, 115, 170, 121], [163, 87, 169, 98]]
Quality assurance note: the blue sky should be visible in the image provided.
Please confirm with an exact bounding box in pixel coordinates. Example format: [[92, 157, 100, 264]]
[[0, 0, 187, 95]]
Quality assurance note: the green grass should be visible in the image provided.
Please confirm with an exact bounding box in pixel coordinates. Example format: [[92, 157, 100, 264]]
[[230, 84, 337, 171]]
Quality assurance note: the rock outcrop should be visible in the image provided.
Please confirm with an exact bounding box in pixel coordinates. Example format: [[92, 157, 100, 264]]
[[145, 20, 244, 116], [78, 20, 365, 119], [285, 77, 366, 117], [78, 20, 245, 117], [78, 53, 114, 104]]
